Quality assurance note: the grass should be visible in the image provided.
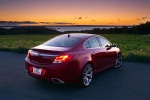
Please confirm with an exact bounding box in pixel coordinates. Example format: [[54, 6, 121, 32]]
[[0, 34, 150, 63], [0, 34, 57, 53], [101, 34, 150, 63]]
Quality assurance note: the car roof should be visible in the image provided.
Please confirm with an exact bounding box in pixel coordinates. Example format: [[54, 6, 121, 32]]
[[59, 33, 97, 38]]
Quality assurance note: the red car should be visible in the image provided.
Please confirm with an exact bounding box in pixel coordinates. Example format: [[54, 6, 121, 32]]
[[25, 33, 123, 87]]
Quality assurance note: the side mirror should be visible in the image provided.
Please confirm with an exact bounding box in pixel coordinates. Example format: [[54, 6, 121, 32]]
[[105, 45, 111, 50], [111, 43, 117, 47]]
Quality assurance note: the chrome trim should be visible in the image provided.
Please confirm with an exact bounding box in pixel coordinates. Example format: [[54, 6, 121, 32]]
[[30, 51, 39, 56], [30, 50, 58, 57], [31, 60, 41, 64], [39, 53, 58, 57], [52, 78, 65, 84]]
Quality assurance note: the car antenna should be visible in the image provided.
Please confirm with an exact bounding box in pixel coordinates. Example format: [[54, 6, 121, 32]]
[[68, 33, 70, 38]]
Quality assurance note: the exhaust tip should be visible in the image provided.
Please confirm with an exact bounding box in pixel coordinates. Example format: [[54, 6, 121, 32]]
[[52, 78, 64, 84], [26, 70, 29, 74]]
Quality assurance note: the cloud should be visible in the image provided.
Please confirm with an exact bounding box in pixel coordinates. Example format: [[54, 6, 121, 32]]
[[91, 20, 95, 21], [142, 17, 148, 19], [75, 17, 83, 19], [117, 18, 120, 21], [39, 22, 51, 24], [79, 17, 82, 19], [0, 21, 38, 26], [53, 22, 75, 25], [0, 21, 37, 24], [136, 19, 141, 20], [0, 21, 76, 26], [136, 17, 149, 20]]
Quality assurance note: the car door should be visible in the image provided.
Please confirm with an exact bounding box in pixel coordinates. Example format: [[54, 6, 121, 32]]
[[97, 37, 117, 68], [84, 37, 107, 71]]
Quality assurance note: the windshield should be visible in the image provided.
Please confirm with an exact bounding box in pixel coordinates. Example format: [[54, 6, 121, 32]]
[[43, 36, 80, 47]]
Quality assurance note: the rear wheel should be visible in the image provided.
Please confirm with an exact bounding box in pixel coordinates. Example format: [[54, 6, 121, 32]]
[[80, 64, 93, 87], [114, 53, 123, 68]]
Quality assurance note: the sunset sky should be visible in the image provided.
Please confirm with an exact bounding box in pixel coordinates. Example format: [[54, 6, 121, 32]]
[[0, 0, 150, 26]]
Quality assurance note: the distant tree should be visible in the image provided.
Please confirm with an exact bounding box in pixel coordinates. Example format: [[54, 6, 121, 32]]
[[0, 21, 150, 35], [0, 26, 61, 35], [133, 21, 150, 34]]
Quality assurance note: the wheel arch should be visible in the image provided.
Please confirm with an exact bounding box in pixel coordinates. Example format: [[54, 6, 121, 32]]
[[79, 61, 94, 87], [118, 52, 122, 55], [83, 61, 95, 74]]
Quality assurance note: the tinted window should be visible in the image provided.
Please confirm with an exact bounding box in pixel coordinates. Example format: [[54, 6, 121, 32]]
[[88, 37, 100, 48], [98, 37, 111, 47], [84, 41, 90, 49], [43, 36, 80, 47]]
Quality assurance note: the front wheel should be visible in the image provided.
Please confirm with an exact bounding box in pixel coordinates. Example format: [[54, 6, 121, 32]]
[[79, 64, 93, 87], [114, 53, 123, 68]]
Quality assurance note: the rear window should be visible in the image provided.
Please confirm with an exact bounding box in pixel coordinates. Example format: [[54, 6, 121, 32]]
[[43, 36, 80, 47]]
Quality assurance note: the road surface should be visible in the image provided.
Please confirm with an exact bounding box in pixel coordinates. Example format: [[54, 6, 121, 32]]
[[0, 51, 150, 100]]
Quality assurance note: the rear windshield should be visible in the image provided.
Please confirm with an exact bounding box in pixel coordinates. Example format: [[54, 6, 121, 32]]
[[43, 36, 80, 47]]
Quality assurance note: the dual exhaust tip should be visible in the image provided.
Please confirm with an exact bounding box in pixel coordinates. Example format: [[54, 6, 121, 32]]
[[52, 78, 64, 84], [26, 70, 64, 84]]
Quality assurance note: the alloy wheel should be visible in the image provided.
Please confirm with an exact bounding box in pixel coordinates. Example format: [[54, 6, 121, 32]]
[[114, 54, 123, 68], [81, 64, 93, 87]]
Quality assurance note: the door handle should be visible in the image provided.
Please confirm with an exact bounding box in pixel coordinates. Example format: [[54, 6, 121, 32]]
[[92, 52, 96, 55]]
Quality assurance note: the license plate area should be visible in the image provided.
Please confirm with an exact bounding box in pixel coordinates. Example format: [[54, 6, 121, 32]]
[[33, 67, 42, 75]]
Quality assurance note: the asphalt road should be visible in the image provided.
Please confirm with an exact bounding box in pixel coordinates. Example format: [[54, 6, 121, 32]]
[[0, 51, 150, 100]]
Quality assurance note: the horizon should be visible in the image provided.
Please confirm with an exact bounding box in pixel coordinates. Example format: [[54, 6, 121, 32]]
[[0, 24, 135, 27], [0, 0, 150, 26], [0, 24, 134, 27]]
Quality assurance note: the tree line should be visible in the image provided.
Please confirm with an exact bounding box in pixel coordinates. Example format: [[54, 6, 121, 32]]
[[0, 21, 150, 35], [87, 21, 150, 34], [0, 26, 60, 35]]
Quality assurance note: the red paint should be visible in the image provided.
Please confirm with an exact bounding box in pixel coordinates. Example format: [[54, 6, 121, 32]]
[[25, 33, 121, 83]]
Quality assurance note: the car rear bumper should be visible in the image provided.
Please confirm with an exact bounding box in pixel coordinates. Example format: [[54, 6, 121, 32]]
[[25, 57, 81, 83]]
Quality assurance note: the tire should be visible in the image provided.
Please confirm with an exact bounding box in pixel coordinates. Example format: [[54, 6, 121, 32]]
[[114, 53, 123, 68], [79, 64, 93, 87]]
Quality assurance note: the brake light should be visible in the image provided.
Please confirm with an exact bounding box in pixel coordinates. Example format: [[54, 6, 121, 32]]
[[29, 67, 33, 72], [27, 51, 30, 58], [53, 55, 73, 63]]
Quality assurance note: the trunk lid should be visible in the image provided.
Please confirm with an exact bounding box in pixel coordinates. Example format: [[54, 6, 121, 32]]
[[29, 45, 71, 65]]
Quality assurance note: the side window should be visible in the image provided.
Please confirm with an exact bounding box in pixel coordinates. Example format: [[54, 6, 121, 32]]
[[84, 41, 90, 49], [98, 37, 111, 47], [88, 37, 100, 48]]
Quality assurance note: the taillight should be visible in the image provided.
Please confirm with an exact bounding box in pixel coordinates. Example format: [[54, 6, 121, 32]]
[[29, 67, 33, 72], [53, 54, 73, 63], [27, 50, 30, 58]]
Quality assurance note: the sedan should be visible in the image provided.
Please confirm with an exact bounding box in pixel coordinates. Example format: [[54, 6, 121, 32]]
[[25, 33, 123, 87]]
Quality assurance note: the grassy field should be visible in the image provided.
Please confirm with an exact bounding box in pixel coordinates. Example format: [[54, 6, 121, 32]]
[[102, 34, 150, 63], [0, 34, 150, 63]]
